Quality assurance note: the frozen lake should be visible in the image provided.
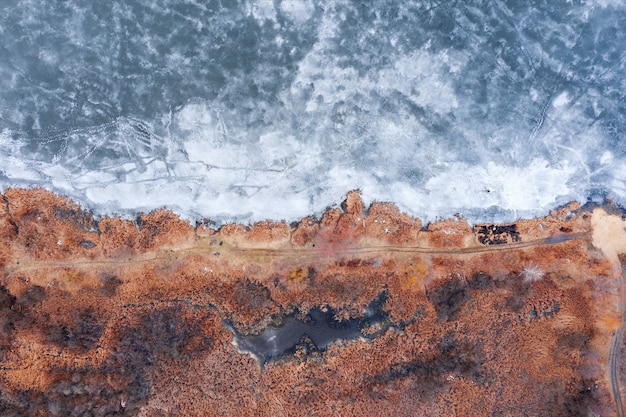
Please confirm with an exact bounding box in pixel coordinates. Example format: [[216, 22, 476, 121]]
[[1, 1, 624, 224]]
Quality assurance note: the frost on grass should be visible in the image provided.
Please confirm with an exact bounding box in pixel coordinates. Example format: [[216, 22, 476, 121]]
[[521, 263, 544, 283]]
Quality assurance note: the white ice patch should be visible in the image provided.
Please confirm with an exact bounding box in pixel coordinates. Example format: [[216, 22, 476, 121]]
[[587, 0, 626, 8], [424, 160, 576, 214], [552, 92, 570, 108], [379, 52, 461, 114], [281, 0, 315, 24], [293, 40, 462, 115], [247, 0, 277, 23], [176, 102, 214, 131], [600, 151, 613, 165]]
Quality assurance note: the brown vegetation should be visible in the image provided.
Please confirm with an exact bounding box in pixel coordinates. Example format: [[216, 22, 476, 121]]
[[0, 188, 623, 416]]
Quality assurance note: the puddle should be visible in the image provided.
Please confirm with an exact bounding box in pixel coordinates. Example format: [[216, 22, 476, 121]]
[[231, 293, 392, 364]]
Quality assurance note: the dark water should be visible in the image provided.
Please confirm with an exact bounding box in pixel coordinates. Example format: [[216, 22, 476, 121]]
[[1, 1, 624, 223], [233, 294, 391, 364]]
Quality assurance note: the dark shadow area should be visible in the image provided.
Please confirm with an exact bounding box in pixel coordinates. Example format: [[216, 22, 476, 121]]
[[426, 279, 470, 322], [364, 331, 485, 401]]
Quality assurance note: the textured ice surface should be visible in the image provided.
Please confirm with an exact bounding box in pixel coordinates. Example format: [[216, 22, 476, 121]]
[[0, 1, 625, 224]]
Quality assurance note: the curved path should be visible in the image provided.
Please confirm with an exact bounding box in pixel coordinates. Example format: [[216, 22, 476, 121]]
[[609, 263, 625, 417], [4, 231, 589, 273]]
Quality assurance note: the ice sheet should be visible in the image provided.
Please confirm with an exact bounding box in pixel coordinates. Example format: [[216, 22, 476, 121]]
[[0, 1, 624, 224]]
